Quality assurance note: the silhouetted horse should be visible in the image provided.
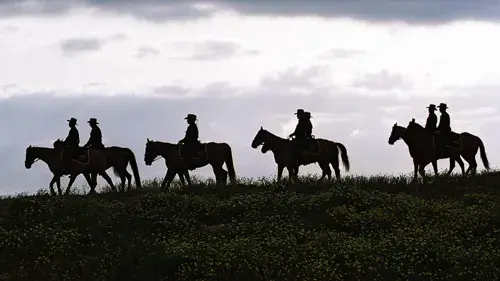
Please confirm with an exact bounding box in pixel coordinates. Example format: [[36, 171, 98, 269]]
[[53, 139, 142, 192], [251, 127, 350, 183], [51, 139, 118, 194], [144, 138, 237, 189], [388, 119, 490, 182], [25, 144, 95, 195]]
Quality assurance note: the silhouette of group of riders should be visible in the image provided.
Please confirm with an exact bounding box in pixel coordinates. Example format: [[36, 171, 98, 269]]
[[23, 100, 491, 196]]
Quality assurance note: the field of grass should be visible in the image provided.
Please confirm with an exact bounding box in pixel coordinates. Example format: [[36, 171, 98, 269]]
[[1, 172, 500, 280]]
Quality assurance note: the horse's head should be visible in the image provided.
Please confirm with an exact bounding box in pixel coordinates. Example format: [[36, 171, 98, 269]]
[[251, 126, 267, 148], [261, 141, 271, 154], [144, 138, 159, 166], [53, 139, 64, 149], [388, 122, 406, 145], [25, 145, 35, 169]]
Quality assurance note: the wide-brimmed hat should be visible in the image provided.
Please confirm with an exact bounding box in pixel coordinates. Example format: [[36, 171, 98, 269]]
[[87, 118, 99, 124], [426, 104, 436, 111], [185, 114, 197, 121], [304, 111, 312, 118], [438, 103, 448, 109], [294, 109, 305, 115], [67, 117, 77, 125]]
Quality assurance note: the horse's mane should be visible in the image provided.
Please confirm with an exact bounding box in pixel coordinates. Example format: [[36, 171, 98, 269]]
[[407, 119, 425, 131], [261, 128, 287, 141], [146, 139, 176, 147]]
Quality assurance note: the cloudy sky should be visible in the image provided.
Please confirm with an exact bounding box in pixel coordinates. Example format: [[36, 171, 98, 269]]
[[2, 0, 500, 195]]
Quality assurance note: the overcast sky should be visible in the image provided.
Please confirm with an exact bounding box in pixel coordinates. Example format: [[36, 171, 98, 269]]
[[2, 0, 500, 195]]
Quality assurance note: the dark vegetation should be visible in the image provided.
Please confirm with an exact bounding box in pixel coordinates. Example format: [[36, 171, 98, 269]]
[[1, 172, 500, 280]]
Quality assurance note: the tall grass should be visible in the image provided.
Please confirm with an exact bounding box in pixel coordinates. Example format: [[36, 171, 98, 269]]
[[1, 171, 500, 280]]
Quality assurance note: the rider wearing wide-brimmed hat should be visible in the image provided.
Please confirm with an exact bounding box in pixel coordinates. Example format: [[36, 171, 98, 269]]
[[83, 118, 105, 150], [178, 114, 202, 160], [60, 117, 81, 171], [289, 109, 312, 165], [425, 104, 437, 133], [437, 103, 451, 134]]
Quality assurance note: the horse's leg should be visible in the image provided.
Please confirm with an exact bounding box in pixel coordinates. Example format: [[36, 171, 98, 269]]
[[455, 156, 465, 176], [466, 156, 478, 175], [83, 173, 93, 192], [432, 160, 438, 176], [464, 160, 473, 175], [48, 176, 58, 196], [118, 170, 126, 192], [288, 164, 299, 184], [446, 158, 456, 176], [461, 154, 473, 175], [177, 172, 186, 186], [286, 165, 296, 184], [183, 171, 192, 187], [211, 165, 228, 185], [276, 164, 285, 184], [411, 158, 419, 183], [160, 169, 176, 189], [65, 172, 79, 195], [90, 172, 98, 194], [99, 171, 116, 192], [418, 163, 427, 184], [318, 162, 331, 183], [165, 169, 177, 189], [124, 170, 132, 191], [56, 176, 62, 196], [330, 156, 340, 180]]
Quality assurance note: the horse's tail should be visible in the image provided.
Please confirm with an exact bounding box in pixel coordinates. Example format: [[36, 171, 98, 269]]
[[478, 137, 490, 170], [223, 143, 237, 184], [335, 142, 350, 172], [113, 148, 142, 188]]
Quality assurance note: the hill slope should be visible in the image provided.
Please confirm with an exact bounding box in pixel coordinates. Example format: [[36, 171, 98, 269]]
[[1, 173, 500, 280]]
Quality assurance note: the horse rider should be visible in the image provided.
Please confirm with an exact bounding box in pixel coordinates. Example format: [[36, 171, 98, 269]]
[[436, 103, 453, 150], [303, 111, 313, 139], [61, 117, 81, 170], [83, 118, 105, 150], [288, 109, 308, 165], [424, 104, 437, 133], [178, 114, 202, 160]]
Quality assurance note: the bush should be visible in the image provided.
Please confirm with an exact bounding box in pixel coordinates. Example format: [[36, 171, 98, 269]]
[[1, 172, 500, 280]]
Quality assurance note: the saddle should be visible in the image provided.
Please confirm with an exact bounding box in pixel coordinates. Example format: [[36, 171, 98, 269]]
[[179, 142, 207, 160], [431, 131, 462, 158], [293, 136, 320, 155], [62, 146, 90, 163]]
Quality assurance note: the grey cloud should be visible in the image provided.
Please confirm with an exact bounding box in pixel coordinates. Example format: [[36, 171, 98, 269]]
[[136, 46, 160, 59], [0, 25, 19, 33], [59, 34, 128, 57], [171, 40, 259, 61], [84, 82, 106, 88], [109, 33, 127, 41], [1, 1, 500, 24], [260, 65, 333, 94], [60, 38, 104, 56], [319, 48, 366, 59], [0, 0, 71, 17], [1, 84, 16, 91], [152, 84, 190, 96], [3, 74, 500, 195], [352, 70, 413, 91]]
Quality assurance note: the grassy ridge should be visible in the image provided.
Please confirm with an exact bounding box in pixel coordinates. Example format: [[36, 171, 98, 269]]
[[1, 172, 500, 280]]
